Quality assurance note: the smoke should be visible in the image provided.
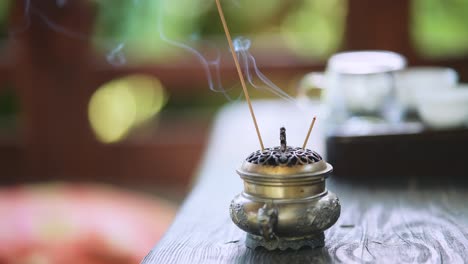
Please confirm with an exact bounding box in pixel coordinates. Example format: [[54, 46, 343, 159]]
[[157, 0, 295, 103], [11, 0, 127, 67], [11, 0, 83, 38], [157, 1, 237, 100], [233, 37, 296, 103], [106, 43, 127, 66], [11, 0, 297, 103]]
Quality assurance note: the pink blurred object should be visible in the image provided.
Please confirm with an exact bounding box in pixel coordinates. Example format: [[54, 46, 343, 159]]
[[0, 183, 176, 264]]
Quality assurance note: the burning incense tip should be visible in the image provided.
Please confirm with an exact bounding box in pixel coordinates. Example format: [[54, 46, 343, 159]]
[[302, 116, 317, 149], [280, 127, 287, 152], [215, 0, 264, 151]]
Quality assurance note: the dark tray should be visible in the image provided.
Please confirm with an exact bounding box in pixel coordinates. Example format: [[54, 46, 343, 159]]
[[325, 122, 468, 181]]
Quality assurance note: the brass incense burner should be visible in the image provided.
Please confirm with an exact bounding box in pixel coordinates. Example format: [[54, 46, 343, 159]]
[[230, 127, 341, 250]]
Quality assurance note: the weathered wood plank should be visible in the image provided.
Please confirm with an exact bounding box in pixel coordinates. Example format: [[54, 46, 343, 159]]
[[143, 101, 468, 264]]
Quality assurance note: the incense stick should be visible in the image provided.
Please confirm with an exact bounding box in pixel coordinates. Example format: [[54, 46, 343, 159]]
[[215, 0, 265, 151], [302, 116, 316, 149]]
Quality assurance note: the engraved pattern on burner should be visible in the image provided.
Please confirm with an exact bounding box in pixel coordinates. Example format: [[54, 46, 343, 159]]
[[229, 201, 249, 229], [246, 147, 322, 166]]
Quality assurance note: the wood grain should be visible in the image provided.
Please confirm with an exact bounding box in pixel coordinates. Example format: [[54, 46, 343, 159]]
[[142, 101, 468, 264]]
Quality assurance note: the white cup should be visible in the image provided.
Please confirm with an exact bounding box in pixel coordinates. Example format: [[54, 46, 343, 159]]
[[415, 83, 468, 129], [394, 67, 458, 112], [313, 51, 407, 124]]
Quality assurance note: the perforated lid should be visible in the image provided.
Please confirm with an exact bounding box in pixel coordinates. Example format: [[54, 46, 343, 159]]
[[238, 127, 332, 177]]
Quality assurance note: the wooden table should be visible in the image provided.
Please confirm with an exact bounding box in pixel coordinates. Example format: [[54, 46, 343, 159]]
[[142, 101, 468, 264]]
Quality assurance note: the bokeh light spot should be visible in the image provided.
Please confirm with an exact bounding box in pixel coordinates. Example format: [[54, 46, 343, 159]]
[[88, 75, 167, 143]]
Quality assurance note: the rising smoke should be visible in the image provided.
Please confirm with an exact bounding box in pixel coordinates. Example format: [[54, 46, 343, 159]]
[[233, 37, 296, 103], [12, 0, 296, 103], [11, 0, 127, 66], [157, 0, 296, 103]]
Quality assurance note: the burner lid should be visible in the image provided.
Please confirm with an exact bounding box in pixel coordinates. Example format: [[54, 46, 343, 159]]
[[238, 127, 332, 177]]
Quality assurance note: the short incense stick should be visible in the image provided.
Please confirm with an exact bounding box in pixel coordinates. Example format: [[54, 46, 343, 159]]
[[302, 116, 317, 149], [215, 0, 265, 151]]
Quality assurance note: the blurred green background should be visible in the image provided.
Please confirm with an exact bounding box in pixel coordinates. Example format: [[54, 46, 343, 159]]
[[1, 0, 468, 134]]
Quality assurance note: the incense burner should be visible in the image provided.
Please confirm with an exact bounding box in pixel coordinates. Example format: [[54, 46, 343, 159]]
[[229, 128, 340, 250]]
